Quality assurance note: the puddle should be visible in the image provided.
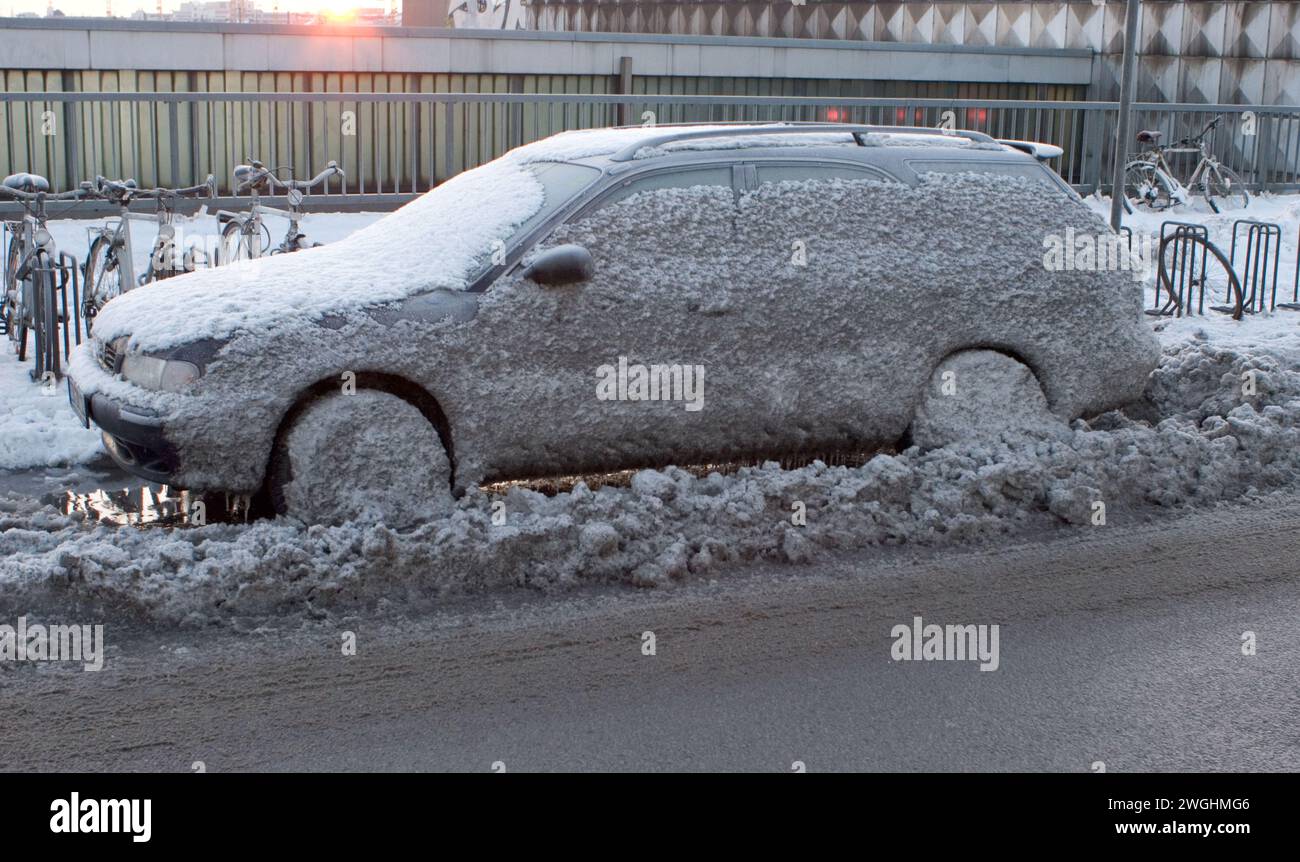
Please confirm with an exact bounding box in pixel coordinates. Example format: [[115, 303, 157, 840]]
[[29, 448, 890, 528], [51, 485, 257, 527]]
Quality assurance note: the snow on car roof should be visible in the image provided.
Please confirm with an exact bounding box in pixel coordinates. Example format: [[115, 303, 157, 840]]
[[506, 124, 997, 163], [93, 149, 550, 352], [91, 124, 1000, 353]]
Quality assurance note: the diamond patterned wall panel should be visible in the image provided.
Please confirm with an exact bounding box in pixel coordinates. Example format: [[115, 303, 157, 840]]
[[1065, 2, 1104, 52], [1264, 59, 1300, 104], [1178, 57, 1222, 103], [1141, 1, 1184, 57], [1182, 2, 1228, 58], [773, 5, 794, 38], [963, 2, 997, 47], [1224, 0, 1270, 59], [1100, 0, 1132, 55], [875, 2, 919, 43], [1092, 53, 1121, 102], [1031, 1, 1068, 50], [1269, 1, 1300, 60], [824, 5, 865, 42], [1219, 57, 1267, 104], [804, 5, 831, 39], [699, 4, 725, 37], [996, 2, 1031, 48], [1136, 54, 1180, 102], [932, 2, 965, 44]]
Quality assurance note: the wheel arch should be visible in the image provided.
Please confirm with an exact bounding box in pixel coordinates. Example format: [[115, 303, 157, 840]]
[[921, 342, 1056, 409], [260, 372, 458, 511]]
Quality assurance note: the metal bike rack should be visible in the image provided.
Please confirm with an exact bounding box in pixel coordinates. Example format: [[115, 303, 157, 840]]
[[1229, 219, 1282, 314], [1153, 220, 1245, 321], [27, 251, 83, 380], [1149, 221, 1209, 316], [1276, 223, 1300, 312], [54, 250, 83, 362], [1119, 225, 1133, 254]]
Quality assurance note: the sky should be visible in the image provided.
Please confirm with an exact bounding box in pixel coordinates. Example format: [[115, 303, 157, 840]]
[[2, 1, 376, 16]]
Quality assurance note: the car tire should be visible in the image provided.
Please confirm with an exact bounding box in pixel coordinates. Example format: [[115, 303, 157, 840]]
[[908, 350, 1067, 450], [268, 389, 454, 528]]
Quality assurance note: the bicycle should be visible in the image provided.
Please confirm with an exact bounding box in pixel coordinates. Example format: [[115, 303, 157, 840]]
[[1122, 115, 1249, 215], [83, 174, 216, 336], [0, 172, 91, 382], [216, 159, 343, 263]]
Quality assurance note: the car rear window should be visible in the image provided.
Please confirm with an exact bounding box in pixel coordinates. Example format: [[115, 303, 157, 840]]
[[905, 158, 1067, 193], [756, 163, 894, 184]]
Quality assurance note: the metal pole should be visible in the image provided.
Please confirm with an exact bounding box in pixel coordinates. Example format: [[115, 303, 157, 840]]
[[1110, 0, 1142, 231]]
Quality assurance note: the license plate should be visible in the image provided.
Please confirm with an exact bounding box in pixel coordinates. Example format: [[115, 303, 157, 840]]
[[67, 378, 89, 428]]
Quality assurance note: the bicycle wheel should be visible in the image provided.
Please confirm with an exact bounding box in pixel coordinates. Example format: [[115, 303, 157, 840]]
[[1, 239, 15, 343], [220, 220, 268, 264], [8, 240, 32, 360], [1124, 161, 1178, 211], [28, 264, 58, 381], [84, 236, 124, 337], [3, 232, 21, 342], [1204, 165, 1250, 214]]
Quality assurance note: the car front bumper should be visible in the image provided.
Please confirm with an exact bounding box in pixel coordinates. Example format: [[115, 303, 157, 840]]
[[68, 374, 180, 484]]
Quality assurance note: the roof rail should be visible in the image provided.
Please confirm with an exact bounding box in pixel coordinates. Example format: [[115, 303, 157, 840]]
[[607, 122, 999, 162]]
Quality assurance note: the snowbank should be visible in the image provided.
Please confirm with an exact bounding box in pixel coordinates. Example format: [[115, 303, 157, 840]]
[[2, 328, 1299, 626], [0, 350, 102, 469]]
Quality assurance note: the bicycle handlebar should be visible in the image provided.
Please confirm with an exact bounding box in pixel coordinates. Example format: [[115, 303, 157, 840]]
[[93, 174, 217, 203], [0, 184, 92, 204], [235, 160, 343, 194], [1172, 115, 1223, 148]]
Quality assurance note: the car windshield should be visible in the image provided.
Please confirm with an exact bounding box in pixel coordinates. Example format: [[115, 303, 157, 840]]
[[472, 161, 600, 276]]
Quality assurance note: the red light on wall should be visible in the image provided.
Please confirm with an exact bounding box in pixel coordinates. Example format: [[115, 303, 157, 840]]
[[826, 108, 842, 122], [895, 108, 925, 126]]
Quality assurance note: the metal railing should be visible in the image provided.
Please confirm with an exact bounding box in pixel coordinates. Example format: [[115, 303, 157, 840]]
[[1, 92, 1298, 207]]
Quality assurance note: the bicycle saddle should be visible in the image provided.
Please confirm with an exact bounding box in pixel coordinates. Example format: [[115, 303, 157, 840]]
[[233, 164, 265, 186], [1136, 130, 1163, 144], [100, 177, 138, 192], [2, 172, 50, 192]]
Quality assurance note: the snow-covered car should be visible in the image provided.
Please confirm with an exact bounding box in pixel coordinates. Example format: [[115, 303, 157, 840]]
[[67, 123, 1160, 526]]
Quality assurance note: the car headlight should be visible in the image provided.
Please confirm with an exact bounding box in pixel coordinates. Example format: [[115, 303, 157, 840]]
[[120, 353, 200, 392]]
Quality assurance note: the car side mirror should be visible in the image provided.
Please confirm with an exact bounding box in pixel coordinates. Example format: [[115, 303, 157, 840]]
[[522, 244, 594, 286]]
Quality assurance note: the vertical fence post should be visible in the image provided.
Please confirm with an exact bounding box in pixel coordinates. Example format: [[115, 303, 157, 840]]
[[443, 100, 455, 182], [168, 100, 181, 188], [1110, 0, 1142, 231], [1080, 106, 1104, 192], [64, 97, 81, 192], [616, 56, 633, 127]]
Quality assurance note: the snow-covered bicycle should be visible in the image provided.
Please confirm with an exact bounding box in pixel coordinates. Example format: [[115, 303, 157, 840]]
[[216, 159, 343, 263], [1122, 115, 1249, 215], [83, 174, 217, 337], [1, 173, 92, 381]]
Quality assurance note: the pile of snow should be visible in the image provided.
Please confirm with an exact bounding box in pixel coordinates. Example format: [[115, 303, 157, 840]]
[[0, 211, 387, 471], [0, 350, 101, 470], [91, 160, 546, 352], [2, 327, 1299, 626]]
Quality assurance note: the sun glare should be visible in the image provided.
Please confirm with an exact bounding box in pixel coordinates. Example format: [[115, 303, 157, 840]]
[[316, 1, 358, 22]]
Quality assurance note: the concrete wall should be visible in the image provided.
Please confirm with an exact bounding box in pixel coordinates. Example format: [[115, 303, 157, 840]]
[[0, 17, 1091, 85], [520, 1, 1300, 105]]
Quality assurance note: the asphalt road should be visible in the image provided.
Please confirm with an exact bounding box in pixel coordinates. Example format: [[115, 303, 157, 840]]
[[4, 497, 1300, 772]]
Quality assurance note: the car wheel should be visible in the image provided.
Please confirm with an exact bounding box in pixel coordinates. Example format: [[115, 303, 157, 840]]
[[908, 350, 1067, 450], [268, 389, 454, 527]]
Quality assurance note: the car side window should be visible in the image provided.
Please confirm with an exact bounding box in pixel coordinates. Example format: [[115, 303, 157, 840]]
[[581, 166, 736, 215], [755, 163, 893, 185], [905, 158, 1068, 194]]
